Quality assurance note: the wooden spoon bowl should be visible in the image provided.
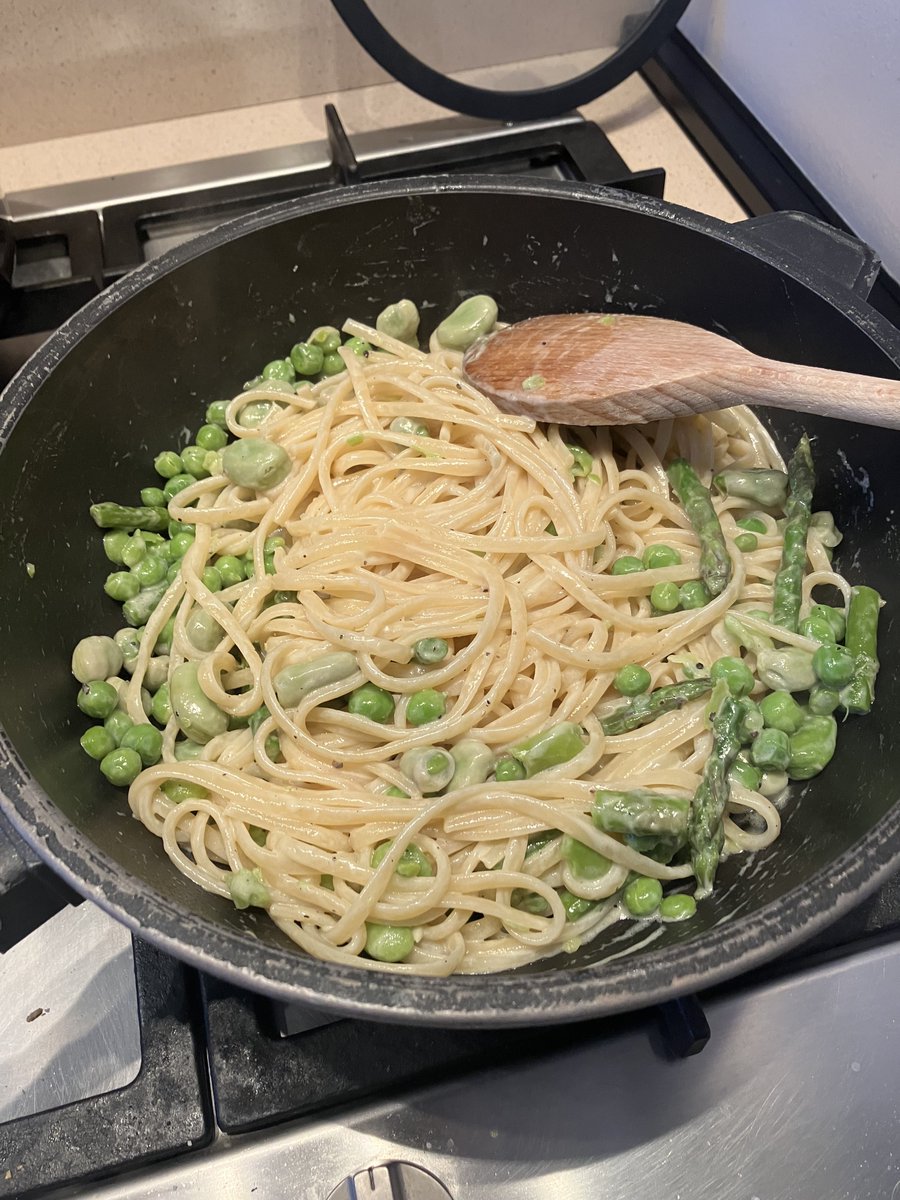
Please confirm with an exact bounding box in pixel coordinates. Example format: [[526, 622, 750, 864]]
[[462, 312, 900, 427]]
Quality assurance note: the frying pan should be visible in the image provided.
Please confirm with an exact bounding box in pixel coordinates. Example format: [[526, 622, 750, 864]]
[[1, 177, 899, 1026]]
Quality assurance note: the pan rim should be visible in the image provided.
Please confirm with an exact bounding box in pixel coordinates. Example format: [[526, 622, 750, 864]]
[[2, 173, 900, 1025]]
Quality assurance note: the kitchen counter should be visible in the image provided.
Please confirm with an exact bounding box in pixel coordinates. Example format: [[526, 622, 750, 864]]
[[0, 48, 746, 224]]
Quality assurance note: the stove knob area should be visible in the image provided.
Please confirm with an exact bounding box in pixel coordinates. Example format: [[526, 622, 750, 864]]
[[325, 1161, 454, 1199]]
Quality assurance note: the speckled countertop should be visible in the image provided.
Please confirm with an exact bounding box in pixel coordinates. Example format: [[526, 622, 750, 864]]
[[0, 49, 746, 224]]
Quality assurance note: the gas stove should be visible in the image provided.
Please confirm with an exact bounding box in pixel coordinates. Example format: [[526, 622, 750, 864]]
[[2, 50, 900, 1200]]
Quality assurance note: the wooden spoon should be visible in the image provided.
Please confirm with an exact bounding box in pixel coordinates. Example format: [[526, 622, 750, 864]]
[[462, 312, 900, 427]]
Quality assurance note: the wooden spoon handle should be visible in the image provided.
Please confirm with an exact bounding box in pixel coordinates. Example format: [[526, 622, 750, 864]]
[[749, 359, 900, 428]]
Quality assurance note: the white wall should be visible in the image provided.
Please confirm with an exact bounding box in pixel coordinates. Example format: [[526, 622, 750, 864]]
[[0, 0, 643, 147], [679, 0, 900, 280]]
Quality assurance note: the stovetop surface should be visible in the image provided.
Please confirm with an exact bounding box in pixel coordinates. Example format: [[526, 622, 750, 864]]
[[2, 104, 900, 1200]]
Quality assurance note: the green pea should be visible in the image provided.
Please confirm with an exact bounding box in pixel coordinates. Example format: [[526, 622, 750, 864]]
[[170, 661, 228, 744], [759, 690, 806, 734], [150, 683, 172, 725], [812, 643, 855, 688], [120, 723, 163, 766], [262, 358, 296, 382], [798, 615, 836, 645], [239, 400, 276, 428], [679, 579, 711, 609], [144, 656, 169, 692], [77, 680, 119, 719], [808, 684, 840, 716], [290, 341, 324, 376], [611, 555, 644, 576], [163, 473, 196, 501], [810, 603, 846, 642], [750, 727, 791, 771], [168, 529, 195, 560], [104, 570, 141, 602], [166, 563, 180, 584], [132, 554, 167, 587], [206, 400, 229, 427], [180, 445, 210, 478], [371, 840, 432, 878], [103, 529, 131, 564], [406, 688, 446, 726], [72, 635, 124, 683], [213, 555, 243, 587], [493, 754, 527, 782], [321, 352, 346, 376], [344, 336, 371, 357], [735, 532, 759, 552], [710, 655, 754, 697], [263, 552, 276, 575], [264, 535, 286, 552], [729, 752, 762, 791], [201, 565, 222, 593], [99, 747, 143, 787], [736, 516, 767, 534], [650, 582, 680, 613], [309, 326, 341, 355], [264, 732, 282, 761], [222, 438, 291, 490], [376, 299, 420, 346], [643, 544, 682, 569], [659, 893, 697, 921], [365, 922, 415, 963], [623, 876, 663, 916], [154, 450, 183, 479], [104, 710, 133, 746], [141, 483, 166, 507], [384, 786, 410, 798], [614, 664, 651, 696], [168, 519, 186, 538], [435, 294, 498, 351], [348, 682, 395, 724], [194, 424, 226, 453], [249, 825, 268, 846], [80, 726, 116, 761], [412, 637, 449, 664]]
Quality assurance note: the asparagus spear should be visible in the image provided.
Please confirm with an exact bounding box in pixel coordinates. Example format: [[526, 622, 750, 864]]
[[712, 468, 788, 508], [771, 435, 816, 632], [90, 502, 169, 533], [667, 458, 732, 596], [688, 694, 744, 899], [600, 679, 712, 737], [840, 584, 882, 714], [593, 788, 690, 840]]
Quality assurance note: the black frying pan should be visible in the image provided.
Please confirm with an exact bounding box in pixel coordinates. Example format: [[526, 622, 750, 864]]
[[1, 177, 898, 1026]]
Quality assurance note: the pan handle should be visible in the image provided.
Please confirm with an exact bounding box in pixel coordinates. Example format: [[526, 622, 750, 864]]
[[735, 211, 881, 301]]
